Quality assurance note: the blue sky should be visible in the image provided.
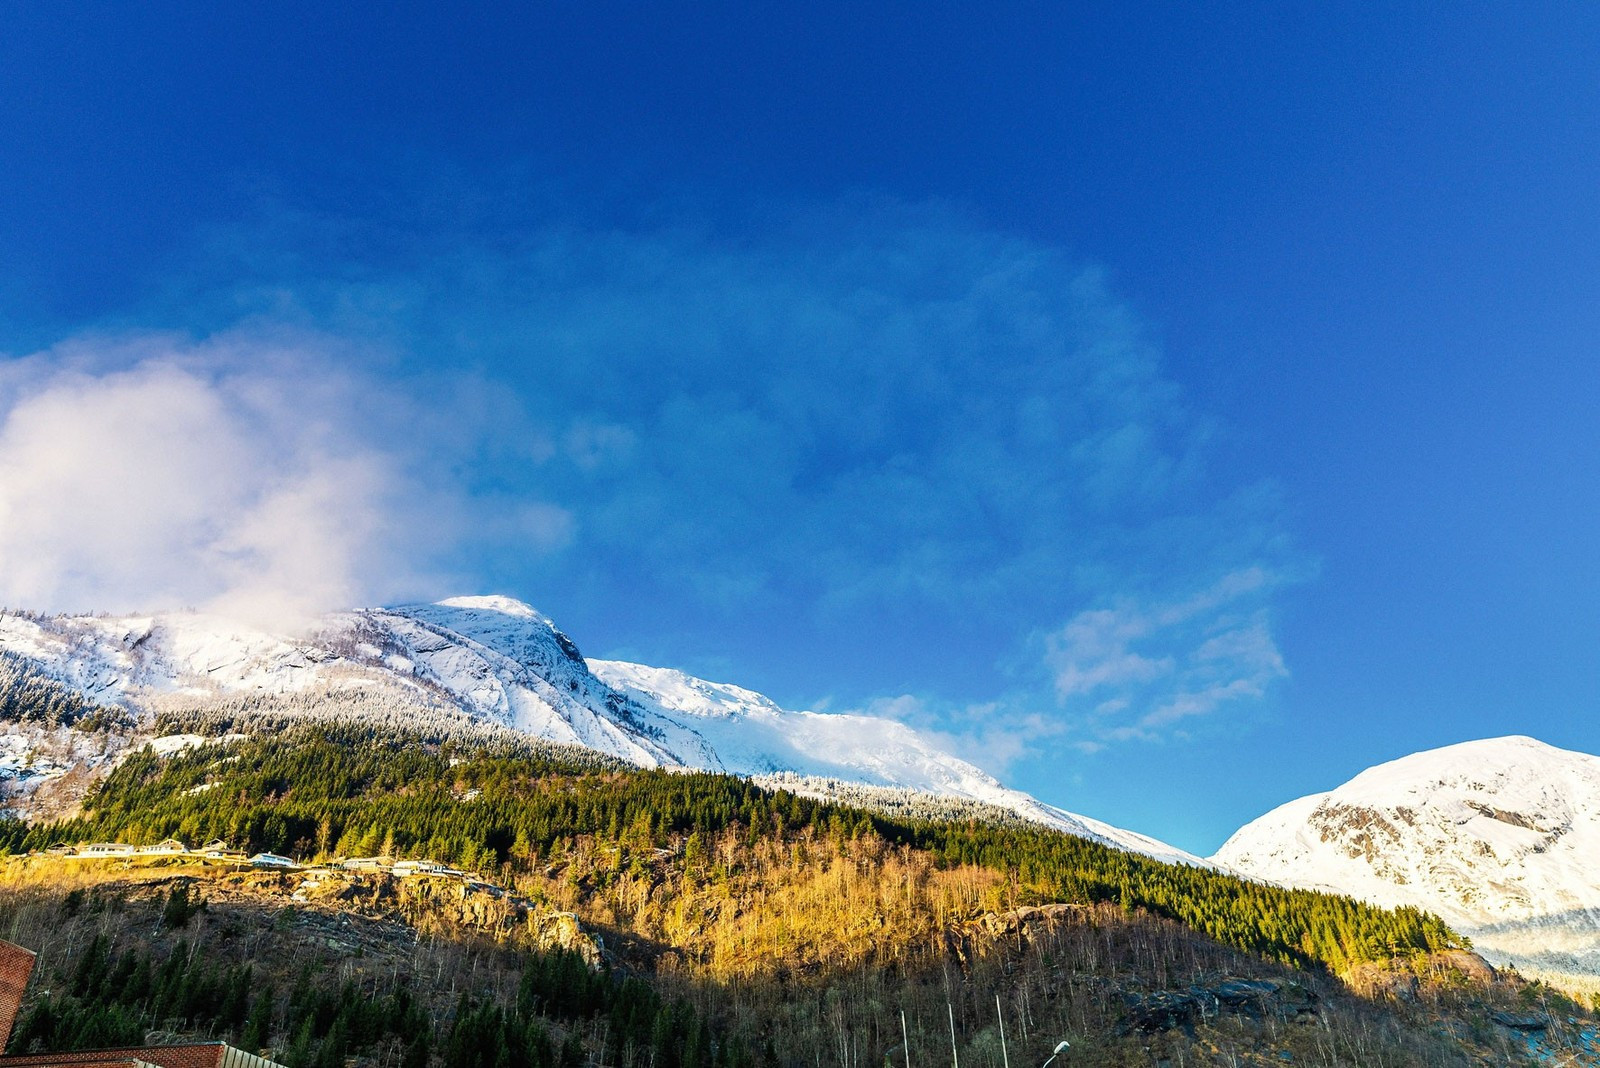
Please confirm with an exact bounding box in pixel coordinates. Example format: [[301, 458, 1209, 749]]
[[1, 3, 1597, 853]]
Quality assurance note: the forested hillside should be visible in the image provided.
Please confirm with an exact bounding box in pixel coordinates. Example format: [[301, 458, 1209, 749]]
[[0, 716, 1589, 1066], [2, 726, 1460, 975], [0, 872, 748, 1068]]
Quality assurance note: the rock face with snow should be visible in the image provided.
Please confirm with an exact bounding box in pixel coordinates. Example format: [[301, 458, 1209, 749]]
[[0, 595, 1203, 866], [1214, 736, 1600, 980]]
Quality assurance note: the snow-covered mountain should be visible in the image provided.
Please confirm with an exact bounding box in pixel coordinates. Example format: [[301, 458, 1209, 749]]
[[0, 595, 1202, 866], [589, 658, 1201, 865], [1214, 735, 1600, 980]]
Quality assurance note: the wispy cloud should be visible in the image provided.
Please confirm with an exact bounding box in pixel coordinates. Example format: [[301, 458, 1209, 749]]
[[1043, 567, 1291, 747], [844, 565, 1291, 768], [169, 200, 1260, 632]]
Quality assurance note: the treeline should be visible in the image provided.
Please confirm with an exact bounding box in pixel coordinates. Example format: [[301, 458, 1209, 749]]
[[8, 918, 756, 1068], [451, 950, 764, 1068], [0, 727, 1462, 976]]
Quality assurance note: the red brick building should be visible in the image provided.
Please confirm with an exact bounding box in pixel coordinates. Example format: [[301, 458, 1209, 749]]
[[1, 1047, 277, 1068], [0, 943, 34, 1061], [0, 941, 280, 1068]]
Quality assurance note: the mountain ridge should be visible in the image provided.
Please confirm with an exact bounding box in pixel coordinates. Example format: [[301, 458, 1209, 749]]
[[0, 595, 1204, 866]]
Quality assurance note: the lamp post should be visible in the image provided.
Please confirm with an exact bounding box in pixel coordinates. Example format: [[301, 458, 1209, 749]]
[[1041, 1040, 1071, 1068]]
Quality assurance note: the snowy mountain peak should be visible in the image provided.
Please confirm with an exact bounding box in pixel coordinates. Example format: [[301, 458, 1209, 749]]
[[1337, 735, 1581, 795], [432, 595, 548, 620], [394, 598, 586, 671], [1215, 734, 1600, 981]]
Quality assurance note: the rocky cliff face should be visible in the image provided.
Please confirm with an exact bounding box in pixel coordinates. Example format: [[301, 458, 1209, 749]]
[[1214, 735, 1600, 980]]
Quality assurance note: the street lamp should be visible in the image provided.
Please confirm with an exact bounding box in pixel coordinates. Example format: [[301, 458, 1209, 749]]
[[1041, 1040, 1071, 1068]]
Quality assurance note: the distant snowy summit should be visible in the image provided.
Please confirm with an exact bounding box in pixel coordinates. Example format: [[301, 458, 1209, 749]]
[[1214, 735, 1600, 981], [0, 595, 1203, 867]]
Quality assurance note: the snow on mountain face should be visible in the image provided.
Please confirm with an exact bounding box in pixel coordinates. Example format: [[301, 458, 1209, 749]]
[[590, 659, 1206, 867], [1214, 736, 1600, 979], [0, 596, 1202, 867]]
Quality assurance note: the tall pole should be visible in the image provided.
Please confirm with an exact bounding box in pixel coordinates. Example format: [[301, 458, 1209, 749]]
[[948, 1002, 960, 1068], [995, 994, 1010, 1068], [901, 1009, 912, 1068]]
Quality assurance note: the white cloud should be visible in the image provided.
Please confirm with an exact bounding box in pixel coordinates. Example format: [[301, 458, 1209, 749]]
[[1049, 608, 1175, 697], [0, 329, 568, 627], [1044, 568, 1290, 744]]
